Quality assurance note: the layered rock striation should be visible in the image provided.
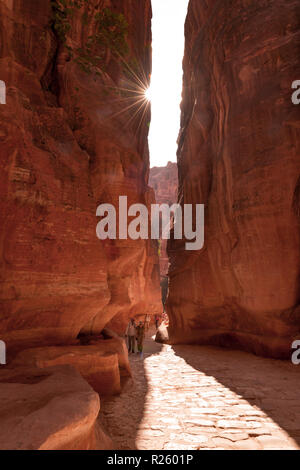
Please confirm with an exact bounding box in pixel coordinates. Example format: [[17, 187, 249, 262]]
[[0, 0, 161, 354], [0, 365, 111, 450], [167, 0, 300, 358], [149, 162, 178, 277], [0, 0, 161, 450]]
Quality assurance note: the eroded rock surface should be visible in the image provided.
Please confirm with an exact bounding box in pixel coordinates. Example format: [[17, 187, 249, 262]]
[[149, 162, 178, 276], [167, 0, 300, 358], [0, 0, 161, 353], [12, 344, 122, 395], [0, 365, 110, 450], [149, 162, 178, 207]]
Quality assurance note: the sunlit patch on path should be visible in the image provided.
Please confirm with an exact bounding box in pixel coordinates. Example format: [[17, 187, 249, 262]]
[[100, 332, 300, 450]]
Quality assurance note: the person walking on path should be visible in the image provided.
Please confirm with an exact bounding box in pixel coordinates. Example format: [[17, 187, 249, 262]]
[[126, 319, 136, 353], [145, 314, 151, 331], [136, 321, 145, 358], [155, 314, 160, 329]]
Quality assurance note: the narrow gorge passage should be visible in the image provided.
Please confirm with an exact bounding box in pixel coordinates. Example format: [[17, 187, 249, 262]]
[[0, 0, 299, 452], [100, 330, 300, 450]]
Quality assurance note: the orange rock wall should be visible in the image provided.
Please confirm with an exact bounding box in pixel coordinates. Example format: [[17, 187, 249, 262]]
[[0, 365, 109, 450], [0, 0, 161, 353], [167, 0, 300, 358], [149, 162, 178, 276]]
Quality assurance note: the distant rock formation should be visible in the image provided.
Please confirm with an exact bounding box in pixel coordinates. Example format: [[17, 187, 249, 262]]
[[167, 0, 300, 358], [149, 162, 178, 277]]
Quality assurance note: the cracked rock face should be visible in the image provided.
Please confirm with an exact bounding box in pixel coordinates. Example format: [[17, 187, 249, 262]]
[[167, 0, 300, 358], [0, 0, 161, 354]]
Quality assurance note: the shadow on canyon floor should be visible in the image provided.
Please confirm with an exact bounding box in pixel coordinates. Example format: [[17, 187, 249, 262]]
[[98, 333, 299, 449], [173, 344, 300, 447], [99, 330, 163, 450]]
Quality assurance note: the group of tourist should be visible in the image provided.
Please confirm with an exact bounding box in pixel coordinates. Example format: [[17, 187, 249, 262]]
[[125, 314, 162, 358], [126, 319, 145, 358]]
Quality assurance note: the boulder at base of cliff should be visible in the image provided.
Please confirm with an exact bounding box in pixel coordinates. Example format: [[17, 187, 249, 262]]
[[155, 324, 169, 344], [0, 365, 113, 450], [12, 344, 122, 396]]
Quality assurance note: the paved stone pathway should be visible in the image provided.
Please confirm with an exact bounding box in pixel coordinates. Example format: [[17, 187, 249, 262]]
[[100, 332, 300, 450]]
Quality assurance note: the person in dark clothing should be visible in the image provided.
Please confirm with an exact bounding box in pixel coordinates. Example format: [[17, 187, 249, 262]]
[[136, 321, 145, 358], [126, 319, 136, 353]]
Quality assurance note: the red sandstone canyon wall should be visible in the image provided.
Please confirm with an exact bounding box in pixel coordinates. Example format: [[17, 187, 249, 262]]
[[149, 162, 178, 276], [0, 0, 161, 354], [167, 0, 300, 358]]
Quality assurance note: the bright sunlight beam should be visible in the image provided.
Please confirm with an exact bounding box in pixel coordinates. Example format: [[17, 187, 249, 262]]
[[145, 86, 152, 102], [148, 0, 189, 168]]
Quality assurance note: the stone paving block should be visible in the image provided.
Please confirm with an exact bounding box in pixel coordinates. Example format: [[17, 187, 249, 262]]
[[99, 334, 300, 451]]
